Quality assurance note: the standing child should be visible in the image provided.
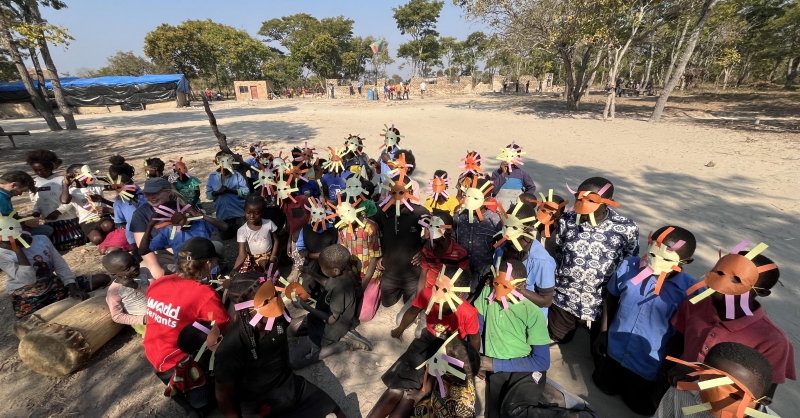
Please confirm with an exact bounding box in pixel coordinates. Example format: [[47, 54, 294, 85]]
[[593, 226, 697, 415], [424, 170, 460, 215], [453, 177, 502, 286], [550, 177, 638, 363], [418, 213, 470, 294], [492, 143, 536, 209], [289, 245, 373, 370], [474, 260, 551, 418], [102, 251, 153, 334], [26, 150, 82, 249], [233, 195, 279, 273], [207, 151, 249, 239], [335, 198, 382, 287], [666, 244, 795, 401]]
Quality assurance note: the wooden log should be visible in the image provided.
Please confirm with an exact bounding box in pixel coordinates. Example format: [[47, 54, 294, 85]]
[[13, 297, 80, 340], [18, 289, 124, 377]]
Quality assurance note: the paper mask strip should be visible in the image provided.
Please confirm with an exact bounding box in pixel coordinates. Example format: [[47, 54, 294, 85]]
[[276, 276, 315, 304], [629, 228, 685, 296], [305, 197, 332, 232], [665, 356, 772, 418], [488, 261, 527, 310], [294, 142, 317, 166], [192, 320, 222, 370], [344, 134, 365, 155], [108, 176, 137, 202], [425, 268, 470, 320], [0, 211, 32, 251], [234, 281, 292, 331], [251, 163, 276, 196], [532, 189, 569, 238], [427, 173, 450, 202], [379, 172, 419, 216], [76, 165, 101, 185], [326, 194, 366, 234], [323, 147, 347, 174], [496, 142, 525, 173], [686, 241, 777, 318], [460, 176, 494, 223], [566, 183, 620, 226], [387, 153, 413, 179], [153, 204, 203, 240], [416, 331, 467, 398], [458, 151, 483, 175], [379, 124, 403, 152], [493, 201, 536, 251], [208, 276, 231, 303], [419, 214, 451, 247], [81, 197, 103, 224]]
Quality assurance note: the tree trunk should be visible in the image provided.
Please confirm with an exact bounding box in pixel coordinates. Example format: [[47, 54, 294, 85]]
[[0, 14, 61, 131], [28, 48, 48, 102], [768, 57, 782, 83], [722, 67, 731, 90], [561, 50, 577, 110], [28, 0, 77, 130], [735, 52, 752, 88], [650, 0, 720, 122], [786, 56, 799, 89], [643, 43, 654, 89], [664, 19, 691, 89]]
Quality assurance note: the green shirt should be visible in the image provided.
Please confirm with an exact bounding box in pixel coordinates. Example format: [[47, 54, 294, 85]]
[[475, 285, 550, 360], [175, 176, 202, 204]]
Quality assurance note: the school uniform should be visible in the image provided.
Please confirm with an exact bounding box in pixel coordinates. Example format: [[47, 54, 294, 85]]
[[592, 257, 697, 415], [214, 317, 341, 417], [474, 286, 550, 418], [521, 239, 556, 317], [373, 204, 429, 307]]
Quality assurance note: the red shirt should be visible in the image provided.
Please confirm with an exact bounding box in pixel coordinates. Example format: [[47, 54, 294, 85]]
[[420, 238, 470, 288], [672, 297, 796, 383], [144, 275, 230, 372], [412, 287, 479, 339], [282, 195, 309, 236]]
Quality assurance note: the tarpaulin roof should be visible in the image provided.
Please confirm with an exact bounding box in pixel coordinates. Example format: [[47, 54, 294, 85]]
[[0, 74, 190, 93]]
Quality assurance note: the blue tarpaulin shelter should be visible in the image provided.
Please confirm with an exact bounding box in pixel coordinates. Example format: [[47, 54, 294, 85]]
[[0, 74, 190, 106]]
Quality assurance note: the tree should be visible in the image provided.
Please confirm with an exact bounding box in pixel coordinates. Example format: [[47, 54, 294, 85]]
[[457, 31, 488, 76], [393, 0, 445, 76], [650, 0, 720, 122], [91, 51, 158, 76], [0, 52, 16, 81], [603, 2, 647, 121]]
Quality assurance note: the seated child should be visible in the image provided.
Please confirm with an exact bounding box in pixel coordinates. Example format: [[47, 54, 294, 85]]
[[337, 197, 382, 287], [593, 226, 697, 415], [62, 163, 114, 241], [655, 342, 777, 418], [26, 150, 82, 247], [491, 143, 535, 209], [233, 195, 279, 273], [424, 170, 460, 215], [206, 151, 249, 239], [453, 177, 502, 286], [110, 173, 147, 260], [289, 245, 373, 370], [215, 272, 346, 418], [143, 157, 169, 180], [281, 189, 310, 283], [666, 247, 795, 401], [169, 159, 202, 209], [474, 259, 551, 418], [139, 199, 228, 269], [93, 219, 132, 254], [296, 201, 339, 297], [499, 202, 556, 316], [0, 232, 110, 318], [102, 251, 153, 334], [375, 267, 480, 417]]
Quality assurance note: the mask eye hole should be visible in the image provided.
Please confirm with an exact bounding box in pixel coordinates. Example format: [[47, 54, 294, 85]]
[[731, 276, 742, 284]]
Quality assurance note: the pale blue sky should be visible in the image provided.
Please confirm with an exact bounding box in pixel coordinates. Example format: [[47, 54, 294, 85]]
[[40, 0, 487, 78]]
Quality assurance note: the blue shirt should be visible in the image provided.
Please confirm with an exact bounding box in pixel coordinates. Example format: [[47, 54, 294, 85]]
[[206, 171, 249, 221], [522, 240, 557, 317], [149, 219, 217, 266], [244, 157, 260, 180], [553, 208, 639, 321], [321, 173, 346, 201], [297, 180, 321, 198], [296, 223, 337, 251], [0, 189, 13, 216], [606, 256, 696, 381], [113, 188, 147, 244], [453, 209, 502, 280]]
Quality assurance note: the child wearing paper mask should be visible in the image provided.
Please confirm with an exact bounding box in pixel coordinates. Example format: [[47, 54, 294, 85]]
[[417, 213, 470, 293], [491, 143, 536, 209], [665, 248, 795, 403], [207, 151, 249, 240], [655, 342, 777, 418], [592, 226, 698, 415], [424, 170, 460, 215], [374, 266, 480, 418]]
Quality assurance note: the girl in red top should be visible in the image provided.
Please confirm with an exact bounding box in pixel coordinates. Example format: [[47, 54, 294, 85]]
[[144, 237, 230, 415]]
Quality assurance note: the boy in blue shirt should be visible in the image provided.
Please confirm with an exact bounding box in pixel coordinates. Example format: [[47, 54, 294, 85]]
[[111, 174, 147, 262], [593, 225, 697, 415], [207, 151, 249, 239], [474, 259, 551, 418]]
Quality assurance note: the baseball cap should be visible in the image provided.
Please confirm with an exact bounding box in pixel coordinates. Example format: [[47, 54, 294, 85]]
[[178, 237, 223, 261], [142, 178, 172, 193]]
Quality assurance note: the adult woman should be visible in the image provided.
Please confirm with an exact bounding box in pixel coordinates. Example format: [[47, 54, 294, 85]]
[[143, 237, 230, 416]]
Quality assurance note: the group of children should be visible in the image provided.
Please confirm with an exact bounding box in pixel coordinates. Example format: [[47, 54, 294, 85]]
[[0, 125, 794, 418]]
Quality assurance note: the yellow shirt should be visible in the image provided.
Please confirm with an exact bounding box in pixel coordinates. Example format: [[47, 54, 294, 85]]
[[424, 195, 460, 215]]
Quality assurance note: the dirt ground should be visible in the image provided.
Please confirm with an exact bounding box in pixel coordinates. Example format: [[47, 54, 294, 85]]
[[0, 91, 798, 418]]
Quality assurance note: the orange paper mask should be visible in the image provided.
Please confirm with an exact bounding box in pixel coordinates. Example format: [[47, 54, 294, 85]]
[[532, 189, 569, 238], [234, 280, 292, 331], [425, 269, 470, 320], [566, 183, 620, 226], [488, 260, 527, 310], [459, 151, 483, 175]]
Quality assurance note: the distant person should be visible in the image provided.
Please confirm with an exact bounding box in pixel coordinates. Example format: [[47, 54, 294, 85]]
[[329, 83, 335, 99], [526, 80, 530, 93], [515, 79, 519, 92], [349, 84, 355, 97], [205, 88, 212, 101], [538, 80, 543, 92], [383, 83, 389, 101], [616, 78, 624, 97], [503, 78, 508, 92], [357, 80, 363, 96], [403, 83, 409, 99], [420, 81, 426, 98]]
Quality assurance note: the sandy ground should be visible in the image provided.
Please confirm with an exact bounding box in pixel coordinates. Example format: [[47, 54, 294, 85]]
[[0, 91, 798, 418]]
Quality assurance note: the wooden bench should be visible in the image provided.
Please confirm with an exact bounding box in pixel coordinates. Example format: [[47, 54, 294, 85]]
[[0, 128, 30, 148]]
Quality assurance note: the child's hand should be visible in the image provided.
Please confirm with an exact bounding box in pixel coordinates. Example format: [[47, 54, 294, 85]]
[[45, 210, 61, 221], [88, 195, 103, 202], [479, 356, 494, 372], [592, 331, 609, 357], [390, 327, 404, 342], [410, 252, 422, 266]]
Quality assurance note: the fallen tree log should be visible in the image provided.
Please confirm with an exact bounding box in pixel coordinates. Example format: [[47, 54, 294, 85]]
[[13, 297, 80, 340], [18, 289, 124, 377]]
